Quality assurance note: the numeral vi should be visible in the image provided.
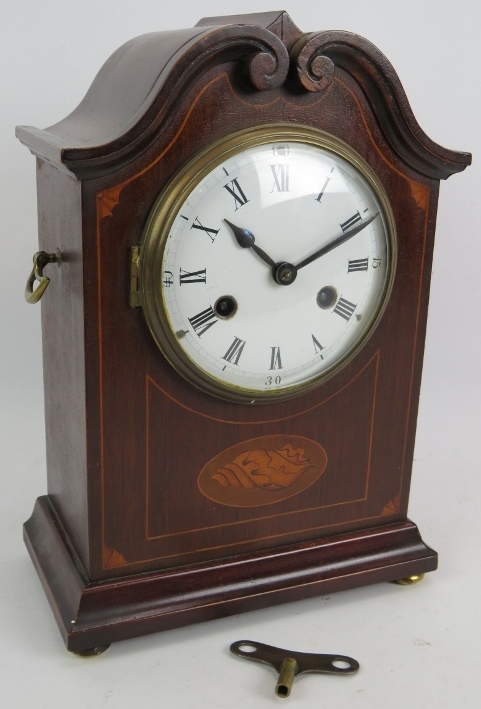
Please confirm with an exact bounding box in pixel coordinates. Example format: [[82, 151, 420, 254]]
[[269, 346, 283, 370]]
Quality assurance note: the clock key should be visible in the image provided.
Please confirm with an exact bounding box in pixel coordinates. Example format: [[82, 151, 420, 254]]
[[230, 640, 359, 698]]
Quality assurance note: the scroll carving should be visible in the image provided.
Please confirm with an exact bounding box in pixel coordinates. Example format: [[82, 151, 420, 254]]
[[184, 25, 290, 92], [291, 33, 335, 93]]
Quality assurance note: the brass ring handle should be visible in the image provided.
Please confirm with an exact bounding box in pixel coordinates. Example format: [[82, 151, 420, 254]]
[[25, 250, 61, 304]]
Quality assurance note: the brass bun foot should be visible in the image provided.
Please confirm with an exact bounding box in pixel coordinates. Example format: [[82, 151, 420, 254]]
[[392, 573, 425, 586], [73, 644, 111, 657]]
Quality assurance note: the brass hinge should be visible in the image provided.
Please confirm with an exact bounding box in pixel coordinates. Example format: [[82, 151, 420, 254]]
[[129, 246, 141, 307]]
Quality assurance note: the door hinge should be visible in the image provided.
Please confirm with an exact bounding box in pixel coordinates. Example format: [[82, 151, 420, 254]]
[[129, 246, 141, 307]]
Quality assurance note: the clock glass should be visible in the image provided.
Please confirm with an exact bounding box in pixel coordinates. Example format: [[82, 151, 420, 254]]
[[140, 125, 396, 402]]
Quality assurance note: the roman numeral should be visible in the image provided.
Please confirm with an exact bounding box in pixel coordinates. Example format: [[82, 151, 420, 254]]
[[271, 164, 290, 192], [340, 211, 362, 233], [315, 171, 333, 203], [311, 334, 324, 357], [222, 337, 246, 366], [179, 268, 207, 285], [269, 346, 283, 370], [191, 218, 219, 242], [272, 143, 289, 157], [224, 178, 249, 209], [348, 258, 369, 272], [333, 297, 357, 321], [188, 307, 218, 337]]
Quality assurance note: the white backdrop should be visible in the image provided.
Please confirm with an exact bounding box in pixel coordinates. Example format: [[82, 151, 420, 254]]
[[1, 1, 479, 707]]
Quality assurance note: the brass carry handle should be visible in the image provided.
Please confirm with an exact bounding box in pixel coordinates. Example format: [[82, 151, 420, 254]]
[[25, 250, 61, 304]]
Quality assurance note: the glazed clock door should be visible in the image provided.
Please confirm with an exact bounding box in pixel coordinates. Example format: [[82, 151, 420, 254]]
[[140, 125, 395, 402]]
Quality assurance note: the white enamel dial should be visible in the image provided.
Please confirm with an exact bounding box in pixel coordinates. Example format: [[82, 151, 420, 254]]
[[140, 126, 395, 403]]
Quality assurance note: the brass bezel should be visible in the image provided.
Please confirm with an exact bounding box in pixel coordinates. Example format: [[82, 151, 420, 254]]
[[139, 124, 397, 404]]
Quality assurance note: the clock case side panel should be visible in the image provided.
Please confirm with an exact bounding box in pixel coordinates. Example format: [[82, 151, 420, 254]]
[[394, 180, 442, 518], [24, 158, 90, 569]]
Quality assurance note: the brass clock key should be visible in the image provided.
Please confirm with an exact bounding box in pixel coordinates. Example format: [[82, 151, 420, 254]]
[[230, 640, 359, 698]]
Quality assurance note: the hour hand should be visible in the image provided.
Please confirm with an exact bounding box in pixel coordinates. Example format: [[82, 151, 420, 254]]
[[224, 219, 276, 269]]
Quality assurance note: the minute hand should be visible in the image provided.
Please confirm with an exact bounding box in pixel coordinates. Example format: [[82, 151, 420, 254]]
[[295, 212, 380, 271]]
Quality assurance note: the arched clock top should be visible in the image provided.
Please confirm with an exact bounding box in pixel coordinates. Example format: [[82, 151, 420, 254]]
[[16, 11, 470, 180], [290, 30, 471, 179], [15, 19, 290, 178]]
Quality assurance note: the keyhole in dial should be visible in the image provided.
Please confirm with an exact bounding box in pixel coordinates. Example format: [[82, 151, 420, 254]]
[[317, 286, 337, 309], [214, 295, 238, 319]]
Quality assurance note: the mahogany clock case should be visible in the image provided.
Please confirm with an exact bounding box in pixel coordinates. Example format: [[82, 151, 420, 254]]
[[16, 11, 471, 652]]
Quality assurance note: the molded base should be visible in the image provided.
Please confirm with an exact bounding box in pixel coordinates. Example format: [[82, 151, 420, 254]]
[[24, 496, 437, 653]]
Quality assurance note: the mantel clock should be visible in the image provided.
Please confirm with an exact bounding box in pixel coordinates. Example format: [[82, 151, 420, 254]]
[[17, 11, 471, 654]]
